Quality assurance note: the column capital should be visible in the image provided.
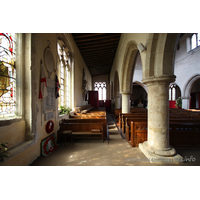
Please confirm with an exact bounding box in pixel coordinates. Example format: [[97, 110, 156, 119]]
[[182, 96, 190, 99], [114, 94, 121, 98], [142, 75, 176, 86], [120, 91, 132, 95]]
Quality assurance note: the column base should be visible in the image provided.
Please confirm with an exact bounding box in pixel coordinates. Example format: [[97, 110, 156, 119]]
[[139, 143, 184, 164]]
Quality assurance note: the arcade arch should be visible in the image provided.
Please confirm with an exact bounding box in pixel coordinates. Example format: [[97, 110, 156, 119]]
[[114, 71, 121, 109], [182, 74, 200, 109]]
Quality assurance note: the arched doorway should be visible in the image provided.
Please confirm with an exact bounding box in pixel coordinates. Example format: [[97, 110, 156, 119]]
[[190, 78, 200, 109], [131, 82, 147, 108]]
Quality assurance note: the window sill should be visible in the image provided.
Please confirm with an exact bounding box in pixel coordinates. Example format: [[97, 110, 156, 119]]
[[0, 140, 34, 165], [0, 116, 23, 127], [58, 113, 69, 119], [188, 45, 200, 54]]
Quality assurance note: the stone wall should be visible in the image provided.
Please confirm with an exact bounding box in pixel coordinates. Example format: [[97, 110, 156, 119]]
[[1, 33, 92, 166]]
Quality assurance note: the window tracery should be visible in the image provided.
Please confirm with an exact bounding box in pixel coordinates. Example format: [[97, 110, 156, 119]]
[[94, 82, 106, 100], [57, 39, 70, 108]]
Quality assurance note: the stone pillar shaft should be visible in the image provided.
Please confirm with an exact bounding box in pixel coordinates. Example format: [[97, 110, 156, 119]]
[[115, 96, 121, 109], [140, 75, 177, 157], [182, 97, 190, 109], [147, 81, 169, 150], [121, 92, 131, 113]]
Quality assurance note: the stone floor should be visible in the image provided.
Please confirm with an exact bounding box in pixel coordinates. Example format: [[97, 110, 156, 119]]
[[30, 114, 200, 166]]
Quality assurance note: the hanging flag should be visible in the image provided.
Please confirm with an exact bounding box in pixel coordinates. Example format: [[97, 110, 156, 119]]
[[55, 74, 60, 98], [39, 60, 48, 99]]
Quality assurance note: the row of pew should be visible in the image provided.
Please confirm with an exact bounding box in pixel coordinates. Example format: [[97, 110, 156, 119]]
[[58, 107, 108, 143], [117, 108, 200, 147]]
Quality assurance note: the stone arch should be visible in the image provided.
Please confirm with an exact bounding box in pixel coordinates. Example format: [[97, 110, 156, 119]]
[[143, 33, 179, 81], [111, 81, 114, 99], [120, 41, 138, 92], [114, 71, 121, 109], [183, 74, 200, 98], [132, 81, 148, 93], [114, 71, 120, 97]]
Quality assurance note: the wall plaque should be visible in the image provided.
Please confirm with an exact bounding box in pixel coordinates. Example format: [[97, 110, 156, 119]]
[[45, 111, 55, 121], [43, 78, 55, 113]]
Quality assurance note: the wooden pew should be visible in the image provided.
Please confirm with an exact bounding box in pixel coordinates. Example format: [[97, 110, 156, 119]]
[[114, 107, 147, 120], [130, 121, 148, 147], [114, 109, 121, 119], [58, 118, 107, 142], [124, 113, 193, 139], [126, 118, 147, 141], [119, 112, 147, 129], [129, 119, 200, 147], [169, 123, 200, 146], [68, 116, 107, 138], [130, 107, 147, 113]]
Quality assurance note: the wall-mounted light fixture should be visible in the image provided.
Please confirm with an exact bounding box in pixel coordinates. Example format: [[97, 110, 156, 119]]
[[137, 43, 146, 53]]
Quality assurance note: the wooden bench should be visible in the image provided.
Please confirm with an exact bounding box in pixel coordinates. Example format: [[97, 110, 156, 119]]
[[129, 119, 200, 147], [59, 118, 108, 142], [114, 107, 147, 120], [68, 123, 104, 142], [119, 113, 147, 130], [124, 113, 194, 139], [58, 119, 106, 142], [114, 109, 121, 119], [125, 117, 147, 140], [130, 121, 148, 147]]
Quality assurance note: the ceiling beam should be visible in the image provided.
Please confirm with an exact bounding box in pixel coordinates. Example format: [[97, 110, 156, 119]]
[[73, 34, 120, 42], [80, 45, 117, 53], [76, 38, 120, 46], [78, 42, 118, 50], [82, 51, 115, 57], [72, 33, 105, 39]]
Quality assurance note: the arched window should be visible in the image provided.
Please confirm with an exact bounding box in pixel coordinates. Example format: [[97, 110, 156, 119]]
[[169, 84, 176, 101], [94, 82, 106, 100], [57, 39, 71, 108], [191, 33, 200, 50], [0, 33, 16, 118]]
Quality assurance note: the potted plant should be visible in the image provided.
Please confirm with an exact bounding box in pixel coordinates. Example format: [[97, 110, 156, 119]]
[[0, 142, 11, 164], [60, 105, 72, 115], [176, 97, 182, 109]]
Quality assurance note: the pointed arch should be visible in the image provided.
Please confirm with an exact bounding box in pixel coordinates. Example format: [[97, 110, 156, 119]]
[[120, 41, 138, 93], [114, 71, 120, 97], [132, 81, 148, 93], [143, 33, 179, 81], [183, 74, 200, 98]]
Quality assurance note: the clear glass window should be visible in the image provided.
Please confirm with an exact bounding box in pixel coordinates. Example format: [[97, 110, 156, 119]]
[[94, 81, 106, 100], [57, 40, 70, 109]]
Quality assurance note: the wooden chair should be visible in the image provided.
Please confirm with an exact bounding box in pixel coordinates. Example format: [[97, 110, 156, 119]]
[[59, 119, 73, 146]]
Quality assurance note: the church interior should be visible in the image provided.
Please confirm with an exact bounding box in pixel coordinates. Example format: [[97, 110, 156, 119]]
[[2, 2, 200, 199], [1, 32, 200, 167]]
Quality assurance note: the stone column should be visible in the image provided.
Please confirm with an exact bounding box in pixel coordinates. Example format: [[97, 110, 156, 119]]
[[121, 92, 131, 113], [182, 97, 190, 109], [139, 75, 182, 163], [115, 94, 121, 109]]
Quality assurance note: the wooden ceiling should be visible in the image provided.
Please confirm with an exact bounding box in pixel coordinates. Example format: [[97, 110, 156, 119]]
[[72, 33, 121, 77]]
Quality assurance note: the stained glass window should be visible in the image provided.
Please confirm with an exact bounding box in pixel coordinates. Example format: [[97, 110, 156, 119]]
[[57, 40, 70, 108], [0, 33, 16, 118], [94, 82, 106, 100]]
